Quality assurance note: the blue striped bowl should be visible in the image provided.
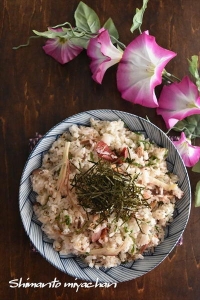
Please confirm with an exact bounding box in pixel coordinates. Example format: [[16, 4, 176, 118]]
[[19, 110, 191, 283]]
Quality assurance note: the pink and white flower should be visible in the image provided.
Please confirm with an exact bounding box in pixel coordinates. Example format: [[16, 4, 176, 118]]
[[43, 28, 83, 64], [157, 76, 200, 128], [87, 29, 123, 84], [117, 31, 176, 108], [172, 132, 200, 167]]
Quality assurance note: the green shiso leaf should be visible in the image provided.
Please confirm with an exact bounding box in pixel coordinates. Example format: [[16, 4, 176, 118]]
[[74, 1, 100, 33], [192, 160, 200, 173], [188, 55, 200, 91], [195, 181, 200, 207], [103, 18, 119, 43], [173, 115, 200, 139]]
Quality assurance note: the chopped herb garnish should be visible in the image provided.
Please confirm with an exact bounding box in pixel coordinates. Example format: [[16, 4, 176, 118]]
[[90, 151, 94, 161], [131, 244, 136, 254], [70, 160, 148, 222], [64, 215, 71, 226], [145, 155, 158, 166], [124, 226, 129, 233], [138, 139, 155, 150], [125, 157, 143, 167]]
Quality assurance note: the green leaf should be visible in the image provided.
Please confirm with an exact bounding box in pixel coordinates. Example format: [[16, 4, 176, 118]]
[[188, 55, 199, 78], [130, 0, 149, 33], [71, 36, 90, 49], [33, 28, 74, 39], [173, 115, 200, 139], [33, 29, 62, 39], [74, 1, 100, 33], [192, 160, 200, 173], [103, 18, 119, 43], [188, 55, 200, 91], [194, 181, 200, 207]]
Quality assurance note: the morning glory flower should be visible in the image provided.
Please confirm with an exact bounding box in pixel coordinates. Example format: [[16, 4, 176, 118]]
[[172, 132, 200, 167], [87, 29, 123, 84], [117, 31, 176, 107], [43, 28, 83, 64], [157, 76, 200, 128]]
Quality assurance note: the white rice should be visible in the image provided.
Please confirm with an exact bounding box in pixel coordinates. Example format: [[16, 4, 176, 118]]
[[31, 119, 183, 268]]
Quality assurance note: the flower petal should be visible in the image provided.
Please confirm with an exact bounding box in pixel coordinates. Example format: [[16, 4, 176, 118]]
[[172, 132, 200, 167], [117, 31, 176, 108], [87, 29, 123, 84], [157, 76, 200, 128]]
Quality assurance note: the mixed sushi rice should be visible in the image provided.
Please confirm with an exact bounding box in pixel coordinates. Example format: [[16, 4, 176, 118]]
[[31, 119, 183, 268]]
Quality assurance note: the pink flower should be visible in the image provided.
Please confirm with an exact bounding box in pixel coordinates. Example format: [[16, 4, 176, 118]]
[[43, 28, 83, 64], [157, 76, 200, 128], [172, 132, 200, 167], [87, 29, 123, 84], [117, 31, 176, 108]]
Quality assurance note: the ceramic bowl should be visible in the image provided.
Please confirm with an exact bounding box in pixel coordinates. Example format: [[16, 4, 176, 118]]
[[19, 109, 191, 283]]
